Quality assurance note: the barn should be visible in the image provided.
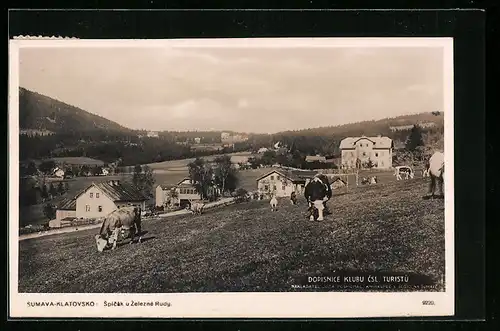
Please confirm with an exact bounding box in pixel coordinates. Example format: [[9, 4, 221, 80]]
[[51, 198, 77, 228]]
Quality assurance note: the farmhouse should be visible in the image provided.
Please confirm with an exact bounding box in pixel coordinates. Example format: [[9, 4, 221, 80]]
[[256, 169, 317, 198], [339, 135, 393, 169], [52, 167, 65, 178], [155, 184, 177, 208], [74, 180, 147, 220], [156, 178, 220, 208]]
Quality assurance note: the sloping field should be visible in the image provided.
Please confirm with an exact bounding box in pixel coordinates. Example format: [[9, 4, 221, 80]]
[[18, 177, 445, 293]]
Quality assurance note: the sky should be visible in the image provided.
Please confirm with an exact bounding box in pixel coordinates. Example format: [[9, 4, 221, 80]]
[[19, 45, 444, 134]]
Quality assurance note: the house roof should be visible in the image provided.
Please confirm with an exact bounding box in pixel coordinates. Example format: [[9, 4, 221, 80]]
[[158, 184, 176, 190], [58, 198, 76, 210], [75, 181, 147, 202], [256, 169, 317, 183], [339, 136, 393, 149], [177, 178, 192, 185]]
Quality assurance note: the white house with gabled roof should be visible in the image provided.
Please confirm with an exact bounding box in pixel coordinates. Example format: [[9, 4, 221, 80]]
[[339, 135, 393, 169], [74, 180, 147, 219]]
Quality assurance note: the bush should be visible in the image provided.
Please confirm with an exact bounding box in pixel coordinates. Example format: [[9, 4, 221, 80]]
[[235, 188, 248, 203]]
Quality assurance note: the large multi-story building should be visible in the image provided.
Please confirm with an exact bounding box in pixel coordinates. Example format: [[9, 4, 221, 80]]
[[339, 135, 393, 169]]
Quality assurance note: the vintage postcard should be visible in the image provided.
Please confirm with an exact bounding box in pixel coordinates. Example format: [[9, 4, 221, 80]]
[[9, 37, 454, 318]]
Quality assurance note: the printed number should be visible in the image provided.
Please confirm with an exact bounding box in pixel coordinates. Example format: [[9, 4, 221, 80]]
[[422, 300, 435, 305]]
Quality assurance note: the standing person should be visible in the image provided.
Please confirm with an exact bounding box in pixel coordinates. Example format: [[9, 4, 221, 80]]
[[290, 191, 298, 205]]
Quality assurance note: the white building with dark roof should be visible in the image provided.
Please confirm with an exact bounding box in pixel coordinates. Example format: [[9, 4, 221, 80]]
[[256, 169, 317, 198], [339, 135, 393, 169], [74, 180, 147, 220]]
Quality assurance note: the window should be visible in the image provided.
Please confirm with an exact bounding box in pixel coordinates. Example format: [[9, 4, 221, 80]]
[[89, 192, 93, 198], [98, 206, 103, 212], [270, 176, 274, 180], [273, 185, 277, 191], [96, 193, 99, 198], [363, 152, 366, 156], [85, 205, 90, 212], [282, 185, 286, 191], [375, 153, 379, 157], [277, 175, 281, 180], [264, 185, 269, 191]]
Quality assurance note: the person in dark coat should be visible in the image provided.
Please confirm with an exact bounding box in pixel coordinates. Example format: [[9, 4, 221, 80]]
[[290, 191, 298, 205]]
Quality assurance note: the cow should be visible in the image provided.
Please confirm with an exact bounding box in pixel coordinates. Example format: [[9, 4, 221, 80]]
[[313, 174, 333, 215], [270, 195, 278, 211], [369, 176, 378, 185], [425, 151, 445, 199], [290, 191, 298, 205], [94, 206, 142, 252], [190, 201, 206, 215], [304, 176, 329, 221]]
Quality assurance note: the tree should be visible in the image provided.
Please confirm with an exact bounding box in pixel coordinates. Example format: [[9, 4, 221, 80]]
[[234, 188, 248, 203], [261, 150, 277, 166], [248, 157, 261, 169], [41, 184, 49, 200], [26, 161, 38, 176], [43, 203, 56, 220], [406, 125, 424, 151], [57, 181, 65, 195], [132, 165, 155, 198], [366, 158, 375, 169], [49, 183, 57, 197], [39, 160, 56, 174], [92, 166, 103, 176], [80, 165, 90, 176], [187, 158, 214, 200], [213, 155, 238, 197]]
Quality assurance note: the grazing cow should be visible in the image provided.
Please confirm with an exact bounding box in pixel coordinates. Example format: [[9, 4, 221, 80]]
[[304, 176, 329, 221], [369, 176, 378, 184], [425, 151, 445, 198], [270, 195, 278, 211], [290, 191, 298, 205], [190, 201, 206, 215], [361, 177, 370, 185], [95, 206, 142, 252]]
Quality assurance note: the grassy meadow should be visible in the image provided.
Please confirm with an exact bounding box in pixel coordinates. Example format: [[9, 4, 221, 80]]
[[18, 177, 445, 293]]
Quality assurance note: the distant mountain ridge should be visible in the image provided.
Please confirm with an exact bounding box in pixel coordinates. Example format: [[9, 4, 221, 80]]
[[272, 112, 444, 138], [19, 87, 132, 133], [18, 87, 443, 139]]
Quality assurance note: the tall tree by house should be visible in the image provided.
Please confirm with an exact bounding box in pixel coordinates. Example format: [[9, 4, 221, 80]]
[[188, 158, 214, 200]]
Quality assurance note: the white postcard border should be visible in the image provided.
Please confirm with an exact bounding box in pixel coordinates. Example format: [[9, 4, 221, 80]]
[[8, 37, 454, 319]]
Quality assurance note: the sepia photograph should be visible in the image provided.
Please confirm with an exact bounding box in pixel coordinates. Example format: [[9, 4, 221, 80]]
[[9, 38, 454, 318]]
